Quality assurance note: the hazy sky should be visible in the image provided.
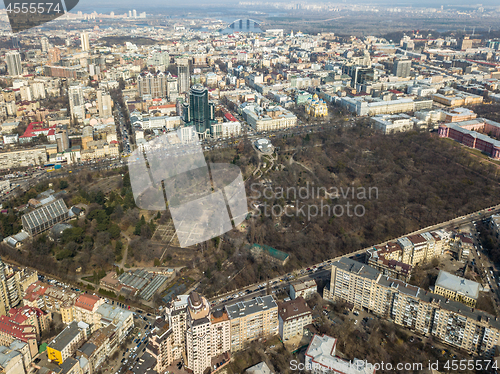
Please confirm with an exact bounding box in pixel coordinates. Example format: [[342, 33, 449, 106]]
[[68, 0, 500, 12]]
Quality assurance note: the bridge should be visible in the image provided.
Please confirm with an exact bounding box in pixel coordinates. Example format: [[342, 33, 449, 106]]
[[228, 18, 262, 30]]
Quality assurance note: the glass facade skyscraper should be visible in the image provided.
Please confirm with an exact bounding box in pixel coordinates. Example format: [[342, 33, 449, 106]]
[[183, 84, 216, 137]]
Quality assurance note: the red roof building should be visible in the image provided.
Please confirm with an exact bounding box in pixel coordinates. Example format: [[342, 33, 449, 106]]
[[74, 294, 102, 312], [0, 314, 38, 358]]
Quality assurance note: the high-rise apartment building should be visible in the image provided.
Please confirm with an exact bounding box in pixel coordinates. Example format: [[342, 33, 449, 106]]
[[226, 295, 278, 352], [48, 47, 61, 64], [176, 58, 190, 94], [41, 37, 49, 53], [97, 89, 112, 118], [185, 293, 213, 374], [11, 36, 19, 49], [5, 52, 22, 76], [166, 77, 179, 101], [0, 257, 22, 316], [393, 58, 412, 78], [137, 72, 166, 99], [68, 85, 85, 120], [55, 129, 70, 152], [80, 32, 90, 52], [150, 293, 230, 374], [182, 84, 216, 137]]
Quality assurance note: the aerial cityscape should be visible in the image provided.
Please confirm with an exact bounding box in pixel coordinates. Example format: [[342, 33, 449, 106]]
[[1, 1, 500, 373]]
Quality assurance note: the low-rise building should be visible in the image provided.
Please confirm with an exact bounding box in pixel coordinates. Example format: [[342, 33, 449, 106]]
[[21, 198, 70, 236], [246, 361, 273, 374], [371, 114, 414, 134], [289, 280, 317, 300], [76, 324, 118, 374], [433, 270, 479, 307], [305, 334, 375, 374], [23, 282, 77, 324], [0, 344, 25, 374], [95, 304, 134, 343], [432, 89, 483, 107], [242, 105, 297, 132], [8, 306, 51, 340], [367, 242, 412, 282], [147, 317, 174, 374], [442, 107, 477, 123], [0, 316, 38, 360], [438, 118, 500, 159]]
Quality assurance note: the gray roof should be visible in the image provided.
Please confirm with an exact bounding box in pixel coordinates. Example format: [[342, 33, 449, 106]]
[[246, 361, 272, 374], [0, 346, 21, 368], [78, 342, 96, 357], [49, 322, 82, 352], [226, 295, 277, 319], [60, 357, 79, 374], [12, 232, 29, 242], [377, 276, 420, 297], [96, 304, 133, 330], [333, 257, 380, 281], [435, 270, 480, 300]]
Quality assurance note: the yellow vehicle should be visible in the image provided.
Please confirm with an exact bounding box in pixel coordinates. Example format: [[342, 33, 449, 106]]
[[47, 168, 54, 172]]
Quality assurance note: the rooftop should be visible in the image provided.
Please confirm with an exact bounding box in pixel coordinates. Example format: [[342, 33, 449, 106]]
[[278, 297, 312, 321], [332, 257, 381, 281], [435, 270, 480, 300], [74, 294, 102, 312], [49, 322, 82, 352], [305, 334, 374, 374], [226, 295, 277, 319]]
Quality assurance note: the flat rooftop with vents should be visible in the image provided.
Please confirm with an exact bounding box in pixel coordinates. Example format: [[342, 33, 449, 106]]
[[226, 296, 277, 319]]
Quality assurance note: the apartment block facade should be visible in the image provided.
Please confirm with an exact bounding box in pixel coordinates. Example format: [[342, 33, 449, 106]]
[[156, 292, 231, 374], [324, 258, 500, 358], [278, 297, 312, 341], [226, 296, 278, 352]]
